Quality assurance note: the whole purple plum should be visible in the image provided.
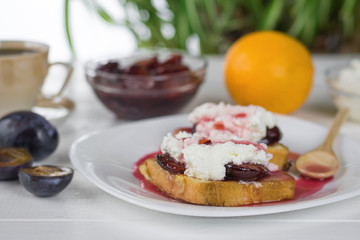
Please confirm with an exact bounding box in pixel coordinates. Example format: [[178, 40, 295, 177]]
[[0, 111, 59, 161]]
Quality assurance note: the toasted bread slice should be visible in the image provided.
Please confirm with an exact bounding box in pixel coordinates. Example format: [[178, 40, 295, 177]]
[[267, 143, 289, 170], [139, 158, 295, 206]]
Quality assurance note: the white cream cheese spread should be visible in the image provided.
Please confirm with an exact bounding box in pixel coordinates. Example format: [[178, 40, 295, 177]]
[[182, 141, 272, 180], [160, 131, 274, 181], [188, 102, 276, 142]]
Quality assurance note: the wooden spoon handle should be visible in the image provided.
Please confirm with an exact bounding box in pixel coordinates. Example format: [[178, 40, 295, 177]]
[[319, 108, 349, 151]]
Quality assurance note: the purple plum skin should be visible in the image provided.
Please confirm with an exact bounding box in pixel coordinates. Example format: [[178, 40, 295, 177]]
[[18, 166, 74, 197], [0, 111, 59, 161]]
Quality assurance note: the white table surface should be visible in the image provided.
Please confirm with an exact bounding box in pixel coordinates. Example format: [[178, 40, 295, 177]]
[[1, 54, 360, 239]]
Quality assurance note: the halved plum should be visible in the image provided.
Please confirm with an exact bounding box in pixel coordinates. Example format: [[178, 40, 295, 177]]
[[0, 148, 32, 180], [259, 126, 282, 145], [156, 153, 185, 174], [18, 165, 74, 197], [225, 162, 268, 182]]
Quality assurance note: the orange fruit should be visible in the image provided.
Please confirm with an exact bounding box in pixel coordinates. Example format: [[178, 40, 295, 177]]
[[224, 31, 313, 114]]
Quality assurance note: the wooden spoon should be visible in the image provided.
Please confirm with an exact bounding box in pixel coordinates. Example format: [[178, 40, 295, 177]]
[[295, 108, 349, 179]]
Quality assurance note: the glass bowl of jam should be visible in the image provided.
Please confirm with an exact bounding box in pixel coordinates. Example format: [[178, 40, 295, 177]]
[[85, 49, 207, 120]]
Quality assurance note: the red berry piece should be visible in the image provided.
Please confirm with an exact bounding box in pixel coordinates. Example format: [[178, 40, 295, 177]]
[[173, 127, 193, 136], [199, 138, 212, 145], [235, 113, 247, 118], [213, 122, 225, 130]]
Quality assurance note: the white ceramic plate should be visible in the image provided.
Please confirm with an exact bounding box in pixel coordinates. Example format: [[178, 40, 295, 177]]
[[70, 114, 360, 217]]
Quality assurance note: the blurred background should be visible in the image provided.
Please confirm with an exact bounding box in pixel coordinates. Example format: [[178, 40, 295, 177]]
[[1, 0, 359, 62], [0, 0, 136, 62], [68, 0, 360, 54]]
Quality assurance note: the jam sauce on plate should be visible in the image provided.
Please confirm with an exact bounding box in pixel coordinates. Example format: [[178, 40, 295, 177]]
[[132, 151, 162, 195]]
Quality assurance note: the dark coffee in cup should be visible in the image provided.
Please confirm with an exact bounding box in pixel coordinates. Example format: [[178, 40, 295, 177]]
[[0, 49, 38, 56]]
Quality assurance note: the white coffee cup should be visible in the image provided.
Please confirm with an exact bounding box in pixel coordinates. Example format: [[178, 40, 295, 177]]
[[0, 40, 73, 117]]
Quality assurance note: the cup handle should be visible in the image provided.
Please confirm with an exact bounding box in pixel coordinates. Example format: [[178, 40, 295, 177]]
[[40, 62, 73, 99]]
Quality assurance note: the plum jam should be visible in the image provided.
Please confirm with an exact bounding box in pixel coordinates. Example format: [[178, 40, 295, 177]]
[[86, 53, 206, 120]]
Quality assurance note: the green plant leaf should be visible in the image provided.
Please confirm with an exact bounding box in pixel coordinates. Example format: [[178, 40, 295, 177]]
[[203, 0, 217, 22], [299, 0, 319, 45], [216, 1, 238, 31], [257, 0, 285, 30], [318, 0, 331, 28], [64, 0, 75, 58], [340, 0, 357, 38], [288, 0, 310, 38], [244, 0, 263, 23], [94, 5, 116, 24]]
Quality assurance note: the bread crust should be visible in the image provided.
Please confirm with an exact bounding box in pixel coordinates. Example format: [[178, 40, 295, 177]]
[[267, 143, 289, 170], [139, 158, 295, 206]]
